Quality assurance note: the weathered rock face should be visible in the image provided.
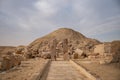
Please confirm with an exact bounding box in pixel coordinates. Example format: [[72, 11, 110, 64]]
[[28, 28, 100, 59]]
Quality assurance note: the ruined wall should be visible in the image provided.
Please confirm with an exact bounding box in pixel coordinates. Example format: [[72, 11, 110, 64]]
[[50, 39, 57, 60], [94, 44, 104, 55]]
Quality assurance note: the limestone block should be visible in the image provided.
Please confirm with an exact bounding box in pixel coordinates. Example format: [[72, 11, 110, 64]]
[[41, 52, 51, 59], [94, 44, 104, 55], [73, 53, 78, 59]]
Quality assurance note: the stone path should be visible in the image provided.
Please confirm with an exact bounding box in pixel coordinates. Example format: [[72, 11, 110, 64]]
[[46, 60, 88, 80]]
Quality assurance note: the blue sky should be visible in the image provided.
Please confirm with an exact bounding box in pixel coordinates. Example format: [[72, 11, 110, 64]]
[[0, 0, 120, 46]]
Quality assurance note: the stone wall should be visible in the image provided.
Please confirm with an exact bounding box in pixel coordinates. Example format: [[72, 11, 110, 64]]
[[94, 44, 104, 55]]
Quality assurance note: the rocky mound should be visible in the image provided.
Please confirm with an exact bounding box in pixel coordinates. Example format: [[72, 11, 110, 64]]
[[28, 28, 100, 52], [0, 46, 16, 57]]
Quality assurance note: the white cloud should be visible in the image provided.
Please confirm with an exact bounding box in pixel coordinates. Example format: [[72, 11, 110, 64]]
[[34, 0, 57, 17], [85, 15, 120, 36], [71, 0, 120, 37], [0, 0, 120, 46]]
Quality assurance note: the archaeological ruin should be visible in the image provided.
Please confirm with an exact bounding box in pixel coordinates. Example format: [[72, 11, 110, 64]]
[[0, 28, 120, 80]]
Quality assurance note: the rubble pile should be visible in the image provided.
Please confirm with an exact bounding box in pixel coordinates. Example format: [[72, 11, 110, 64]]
[[0, 28, 119, 71], [0, 52, 24, 71], [26, 28, 100, 60]]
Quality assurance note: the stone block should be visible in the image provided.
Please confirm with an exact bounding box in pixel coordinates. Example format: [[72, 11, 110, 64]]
[[73, 53, 78, 59]]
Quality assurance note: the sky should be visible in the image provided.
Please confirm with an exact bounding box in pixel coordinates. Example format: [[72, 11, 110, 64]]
[[0, 0, 120, 46]]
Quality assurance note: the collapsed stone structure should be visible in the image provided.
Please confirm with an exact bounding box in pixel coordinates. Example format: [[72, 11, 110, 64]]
[[0, 46, 28, 71], [15, 38, 119, 65], [94, 43, 111, 56], [1, 28, 119, 71], [27, 28, 100, 60], [0, 52, 23, 71], [15, 46, 28, 59], [90, 41, 120, 64], [87, 43, 112, 64]]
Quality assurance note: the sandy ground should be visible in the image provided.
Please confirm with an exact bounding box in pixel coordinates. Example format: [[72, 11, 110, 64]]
[[0, 58, 47, 80], [75, 60, 120, 80]]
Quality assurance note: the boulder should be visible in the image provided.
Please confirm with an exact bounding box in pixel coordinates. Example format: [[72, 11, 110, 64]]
[[73, 53, 78, 59], [0, 52, 22, 71], [41, 52, 51, 59], [75, 49, 83, 56], [74, 48, 86, 59]]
